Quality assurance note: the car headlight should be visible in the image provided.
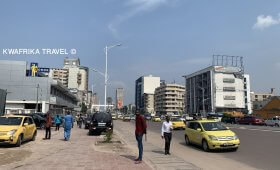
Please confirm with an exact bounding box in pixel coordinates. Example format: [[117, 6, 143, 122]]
[[208, 135, 218, 141], [233, 135, 239, 140], [7, 129, 17, 136]]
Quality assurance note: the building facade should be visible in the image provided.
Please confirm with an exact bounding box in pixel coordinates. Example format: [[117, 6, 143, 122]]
[[184, 65, 250, 115], [0, 60, 78, 115], [154, 83, 185, 115], [49, 68, 69, 87], [251, 91, 274, 111], [116, 88, 124, 110], [135, 75, 160, 114]]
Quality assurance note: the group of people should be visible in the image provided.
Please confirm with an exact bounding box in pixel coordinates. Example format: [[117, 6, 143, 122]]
[[44, 112, 74, 141], [134, 112, 173, 164]]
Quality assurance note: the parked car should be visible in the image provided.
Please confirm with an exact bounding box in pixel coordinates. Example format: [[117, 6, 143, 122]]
[[0, 115, 37, 147], [123, 115, 131, 121], [170, 117, 186, 130], [221, 117, 239, 124], [184, 120, 240, 152], [84, 115, 92, 129], [89, 112, 113, 135], [265, 117, 280, 127], [111, 113, 117, 120], [237, 116, 265, 125], [130, 114, 136, 120]]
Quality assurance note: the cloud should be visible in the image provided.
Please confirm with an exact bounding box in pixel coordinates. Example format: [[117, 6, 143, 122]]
[[253, 14, 280, 30], [108, 0, 175, 38]]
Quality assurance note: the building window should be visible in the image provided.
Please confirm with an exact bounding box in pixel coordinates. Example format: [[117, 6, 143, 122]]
[[223, 87, 236, 92], [255, 95, 258, 98], [224, 96, 236, 100], [223, 78, 235, 83]]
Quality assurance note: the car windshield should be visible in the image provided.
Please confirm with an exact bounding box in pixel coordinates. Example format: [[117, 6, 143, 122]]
[[0, 117, 23, 125], [201, 122, 228, 131], [171, 118, 181, 121]]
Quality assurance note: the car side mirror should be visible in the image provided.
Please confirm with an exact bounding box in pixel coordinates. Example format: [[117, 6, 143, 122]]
[[197, 128, 202, 132], [24, 123, 28, 126]]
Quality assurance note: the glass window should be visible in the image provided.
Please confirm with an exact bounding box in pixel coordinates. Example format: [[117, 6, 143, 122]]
[[201, 122, 227, 131], [0, 117, 22, 125]]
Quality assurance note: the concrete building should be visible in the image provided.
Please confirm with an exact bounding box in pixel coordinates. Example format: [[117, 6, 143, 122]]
[[135, 75, 160, 114], [154, 82, 185, 115], [251, 91, 274, 111], [183, 56, 250, 115], [116, 88, 124, 110], [49, 68, 69, 87], [63, 58, 89, 105], [0, 60, 78, 115]]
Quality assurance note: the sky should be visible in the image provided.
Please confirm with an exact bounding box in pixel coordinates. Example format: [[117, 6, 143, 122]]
[[0, 0, 280, 105]]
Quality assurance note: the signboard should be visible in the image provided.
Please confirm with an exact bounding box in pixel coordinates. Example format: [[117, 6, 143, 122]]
[[214, 66, 242, 73], [50, 97, 57, 104]]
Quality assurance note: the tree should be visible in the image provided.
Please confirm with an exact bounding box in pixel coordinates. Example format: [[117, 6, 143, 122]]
[[81, 102, 87, 114]]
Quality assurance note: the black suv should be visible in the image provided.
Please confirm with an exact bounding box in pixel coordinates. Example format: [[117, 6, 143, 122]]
[[89, 112, 113, 135]]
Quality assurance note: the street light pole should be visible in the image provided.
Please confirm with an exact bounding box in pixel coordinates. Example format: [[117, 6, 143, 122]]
[[35, 84, 39, 112], [103, 44, 121, 112]]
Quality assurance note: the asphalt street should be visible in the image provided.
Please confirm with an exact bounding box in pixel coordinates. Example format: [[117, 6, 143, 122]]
[[142, 121, 280, 170]]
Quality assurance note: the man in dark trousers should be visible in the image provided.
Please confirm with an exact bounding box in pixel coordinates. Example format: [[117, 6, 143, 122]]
[[45, 112, 53, 139], [161, 116, 173, 155], [135, 111, 147, 164]]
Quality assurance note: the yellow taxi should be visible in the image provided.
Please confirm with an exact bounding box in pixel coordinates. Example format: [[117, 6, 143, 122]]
[[0, 115, 37, 147], [152, 116, 161, 122], [170, 117, 185, 130], [184, 120, 240, 152]]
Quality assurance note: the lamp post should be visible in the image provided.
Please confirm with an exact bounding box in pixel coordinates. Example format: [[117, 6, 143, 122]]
[[104, 44, 121, 111]]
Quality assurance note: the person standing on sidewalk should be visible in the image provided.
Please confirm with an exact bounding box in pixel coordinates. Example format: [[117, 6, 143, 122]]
[[161, 116, 173, 155], [135, 111, 147, 164], [45, 112, 53, 140], [54, 115, 61, 131], [64, 112, 73, 141]]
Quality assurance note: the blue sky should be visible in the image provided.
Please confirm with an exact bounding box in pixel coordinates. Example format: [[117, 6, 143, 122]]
[[1, 0, 280, 104]]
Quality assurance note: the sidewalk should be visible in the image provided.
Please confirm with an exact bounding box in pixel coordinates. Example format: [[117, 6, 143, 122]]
[[114, 120, 201, 170], [0, 126, 151, 170]]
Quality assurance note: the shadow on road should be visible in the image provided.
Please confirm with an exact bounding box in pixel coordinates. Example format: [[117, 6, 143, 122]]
[[151, 150, 165, 155], [179, 142, 237, 153], [120, 154, 137, 161]]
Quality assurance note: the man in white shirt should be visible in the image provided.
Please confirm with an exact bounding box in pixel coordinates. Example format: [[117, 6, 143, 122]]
[[161, 116, 173, 155]]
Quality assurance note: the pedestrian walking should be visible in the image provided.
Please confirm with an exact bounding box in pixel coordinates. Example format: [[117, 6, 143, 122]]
[[45, 112, 52, 140], [135, 111, 147, 164], [54, 115, 61, 131], [64, 112, 73, 141], [161, 116, 173, 155]]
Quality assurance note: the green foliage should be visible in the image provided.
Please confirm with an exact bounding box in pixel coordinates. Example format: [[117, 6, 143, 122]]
[[104, 130, 113, 143]]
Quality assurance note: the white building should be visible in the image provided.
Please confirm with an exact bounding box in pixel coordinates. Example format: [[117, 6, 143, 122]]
[[135, 75, 160, 114], [155, 82, 185, 115], [183, 65, 251, 115]]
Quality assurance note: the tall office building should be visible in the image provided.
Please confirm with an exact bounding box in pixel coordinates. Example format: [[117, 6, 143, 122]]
[[116, 88, 124, 110], [135, 75, 160, 114], [183, 56, 251, 115]]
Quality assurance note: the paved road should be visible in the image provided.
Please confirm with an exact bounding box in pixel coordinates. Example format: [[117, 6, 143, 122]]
[[144, 121, 280, 170]]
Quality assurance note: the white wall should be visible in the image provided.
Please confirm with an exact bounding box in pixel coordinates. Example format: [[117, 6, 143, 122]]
[[214, 73, 245, 109], [143, 76, 160, 94]]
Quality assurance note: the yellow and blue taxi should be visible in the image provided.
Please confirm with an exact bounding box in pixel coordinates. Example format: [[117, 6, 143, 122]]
[[184, 120, 240, 151], [170, 117, 186, 130], [0, 115, 37, 147]]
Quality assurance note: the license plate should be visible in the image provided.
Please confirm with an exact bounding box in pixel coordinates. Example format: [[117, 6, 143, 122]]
[[223, 143, 233, 146], [98, 123, 106, 127]]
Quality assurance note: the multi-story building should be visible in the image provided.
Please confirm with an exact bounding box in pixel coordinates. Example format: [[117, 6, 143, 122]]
[[63, 58, 89, 105], [251, 90, 274, 110], [49, 68, 69, 87], [0, 60, 78, 115], [155, 82, 185, 115], [135, 75, 160, 114], [183, 56, 250, 115], [116, 88, 124, 110]]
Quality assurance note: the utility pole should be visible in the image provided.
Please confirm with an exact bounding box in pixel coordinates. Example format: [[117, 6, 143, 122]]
[[35, 84, 39, 112]]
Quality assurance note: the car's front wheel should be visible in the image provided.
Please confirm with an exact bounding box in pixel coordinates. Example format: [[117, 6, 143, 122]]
[[32, 131, 37, 141], [16, 134, 22, 147], [202, 140, 210, 152], [185, 135, 190, 145]]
